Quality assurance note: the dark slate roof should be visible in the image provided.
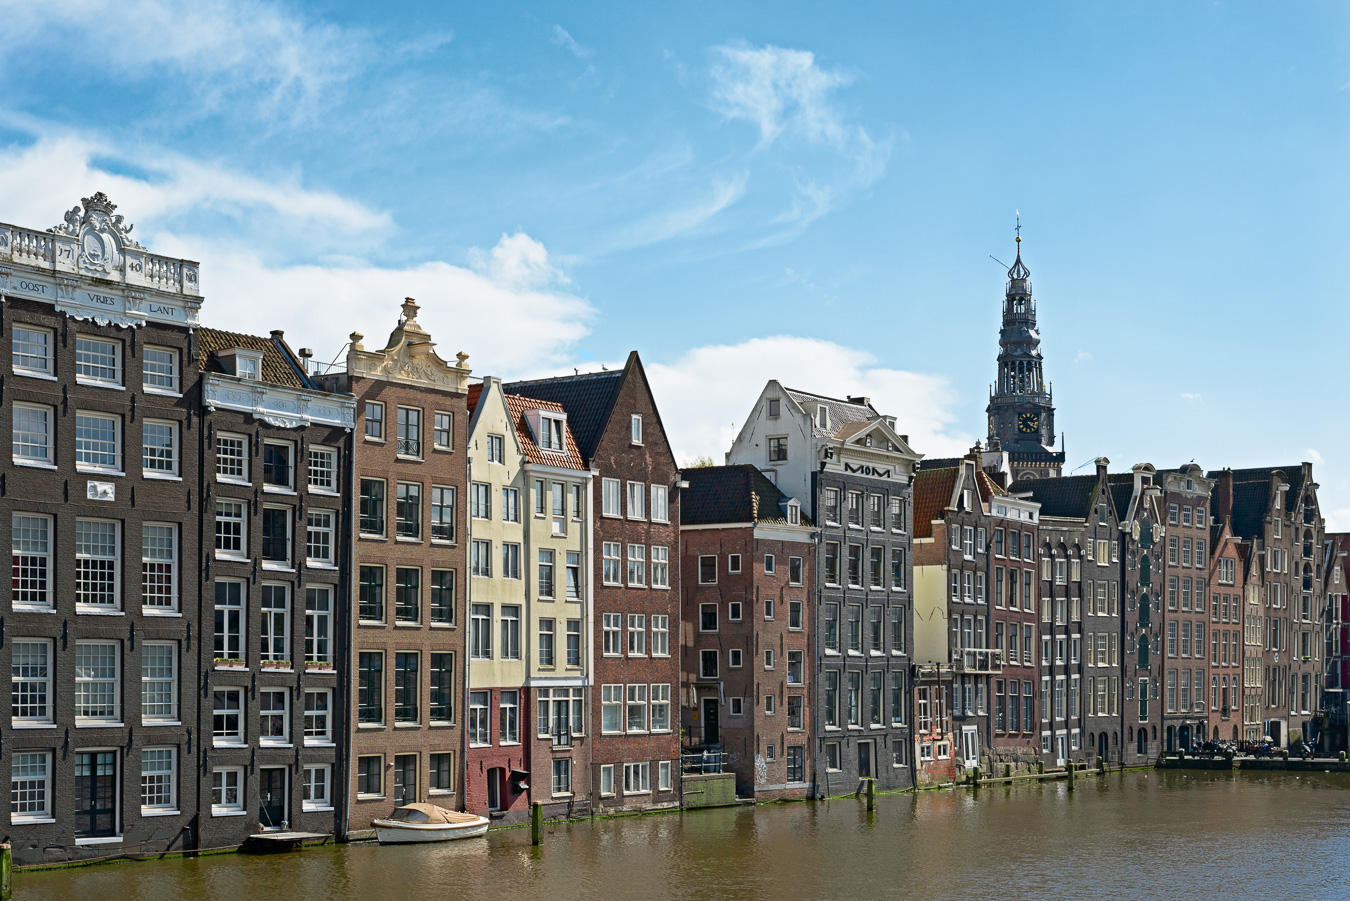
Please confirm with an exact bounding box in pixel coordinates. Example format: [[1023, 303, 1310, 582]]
[[918, 457, 961, 471], [913, 467, 958, 539], [1107, 474, 1137, 523], [197, 327, 313, 389], [503, 369, 624, 462], [783, 387, 878, 438], [1016, 475, 1098, 520], [681, 465, 812, 527], [1228, 479, 1271, 540]]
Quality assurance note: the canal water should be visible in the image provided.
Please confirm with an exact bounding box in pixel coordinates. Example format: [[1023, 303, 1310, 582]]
[[18, 771, 1350, 900]]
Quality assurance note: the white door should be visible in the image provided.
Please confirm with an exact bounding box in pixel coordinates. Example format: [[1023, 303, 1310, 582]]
[[1055, 734, 1068, 766], [961, 727, 979, 767]]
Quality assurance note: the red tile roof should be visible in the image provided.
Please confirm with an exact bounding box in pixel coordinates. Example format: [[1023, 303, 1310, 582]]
[[504, 393, 587, 470], [466, 383, 483, 415], [912, 467, 957, 539]]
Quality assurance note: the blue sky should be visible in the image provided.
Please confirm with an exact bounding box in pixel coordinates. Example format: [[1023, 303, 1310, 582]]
[[3, 1, 1349, 521]]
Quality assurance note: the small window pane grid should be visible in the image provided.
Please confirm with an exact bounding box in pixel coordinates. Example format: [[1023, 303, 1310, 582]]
[[75, 336, 120, 384], [214, 581, 244, 660], [141, 748, 175, 809], [213, 689, 244, 743], [142, 524, 178, 609], [308, 447, 337, 491], [76, 519, 119, 607], [75, 641, 119, 720], [12, 640, 52, 722], [75, 412, 120, 469], [307, 510, 335, 564], [12, 514, 52, 608], [431, 487, 456, 541], [12, 751, 51, 817], [142, 347, 179, 392], [13, 405, 52, 463], [216, 434, 248, 480], [396, 568, 421, 623], [141, 643, 177, 721], [305, 588, 333, 664], [431, 570, 456, 624], [12, 327, 52, 374], [305, 689, 332, 741], [259, 689, 288, 743]]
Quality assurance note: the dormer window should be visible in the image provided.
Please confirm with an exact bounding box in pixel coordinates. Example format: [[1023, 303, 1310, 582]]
[[782, 499, 801, 526], [815, 405, 830, 431], [220, 348, 264, 382], [539, 415, 566, 452]]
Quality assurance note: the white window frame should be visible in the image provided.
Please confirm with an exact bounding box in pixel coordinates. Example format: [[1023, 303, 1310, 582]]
[[12, 402, 54, 466], [141, 522, 179, 612], [602, 478, 622, 517], [142, 345, 180, 394], [11, 514, 53, 610], [75, 639, 121, 724], [630, 414, 643, 445], [303, 764, 333, 812], [11, 638, 53, 725], [75, 518, 121, 609], [307, 509, 336, 567], [626, 482, 646, 520], [216, 432, 249, 483], [305, 688, 334, 746], [142, 420, 180, 477], [651, 484, 670, 523], [11, 325, 53, 377], [307, 445, 338, 493], [212, 688, 245, 746], [651, 546, 670, 589], [75, 335, 122, 386], [259, 687, 290, 746], [141, 641, 178, 725], [140, 746, 178, 815], [212, 766, 245, 816], [75, 411, 122, 472], [11, 750, 53, 821]]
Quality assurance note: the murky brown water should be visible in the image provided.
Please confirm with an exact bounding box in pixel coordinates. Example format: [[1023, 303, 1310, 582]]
[[17, 771, 1350, 901]]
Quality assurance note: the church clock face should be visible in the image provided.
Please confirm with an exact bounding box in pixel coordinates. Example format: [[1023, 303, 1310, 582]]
[[1018, 412, 1040, 434]]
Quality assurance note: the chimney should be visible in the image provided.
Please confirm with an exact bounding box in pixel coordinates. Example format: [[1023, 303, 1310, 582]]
[[1213, 469, 1234, 522], [1095, 456, 1110, 482], [847, 395, 871, 408]]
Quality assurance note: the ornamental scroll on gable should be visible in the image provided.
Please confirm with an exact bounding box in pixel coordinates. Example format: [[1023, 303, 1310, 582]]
[[48, 192, 144, 276], [347, 297, 471, 392]]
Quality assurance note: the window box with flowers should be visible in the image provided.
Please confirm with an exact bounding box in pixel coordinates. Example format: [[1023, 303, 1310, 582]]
[[260, 659, 292, 671], [215, 657, 246, 670]]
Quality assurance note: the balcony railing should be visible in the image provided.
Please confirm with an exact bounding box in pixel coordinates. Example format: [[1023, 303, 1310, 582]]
[[682, 747, 726, 775], [953, 648, 1004, 674], [552, 728, 572, 749], [397, 438, 422, 457]]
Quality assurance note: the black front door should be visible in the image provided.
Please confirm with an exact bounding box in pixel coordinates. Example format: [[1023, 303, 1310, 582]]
[[74, 751, 117, 838], [260, 767, 287, 829], [858, 740, 874, 778], [702, 697, 720, 745]]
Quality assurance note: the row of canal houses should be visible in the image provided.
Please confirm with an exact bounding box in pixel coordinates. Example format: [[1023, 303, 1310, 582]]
[[0, 195, 1345, 865]]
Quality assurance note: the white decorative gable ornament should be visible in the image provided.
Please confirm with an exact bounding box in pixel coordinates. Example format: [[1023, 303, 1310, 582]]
[[49, 192, 145, 276]]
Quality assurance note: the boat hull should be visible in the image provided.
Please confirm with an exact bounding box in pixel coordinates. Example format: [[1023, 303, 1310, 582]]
[[373, 818, 490, 844]]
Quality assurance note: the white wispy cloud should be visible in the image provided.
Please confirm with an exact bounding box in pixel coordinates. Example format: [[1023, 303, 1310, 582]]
[[1181, 392, 1202, 402], [0, 133, 389, 239], [0, 0, 365, 114], [707, 42, 891, 246], [645, 336, 973, 467], [550, 25, 593, 60], [1074, 351, 1092, 363], [599, 173, 748, 252], [0, 131, 592, 377]]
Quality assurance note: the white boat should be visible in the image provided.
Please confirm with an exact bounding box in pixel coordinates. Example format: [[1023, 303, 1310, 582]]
[[373, 803, 491, 844]]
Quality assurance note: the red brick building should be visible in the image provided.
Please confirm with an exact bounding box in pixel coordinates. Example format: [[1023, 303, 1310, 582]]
[[1207, 516, 1246, 743], [680, 465, 815, 800], [506, 352, 681, 811]]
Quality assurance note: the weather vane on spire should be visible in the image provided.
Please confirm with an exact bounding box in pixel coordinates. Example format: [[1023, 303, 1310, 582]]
[[1015, 209, 1021, 244]]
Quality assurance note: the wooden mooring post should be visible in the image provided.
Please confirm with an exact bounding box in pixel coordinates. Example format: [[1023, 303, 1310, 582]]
[[865, 778, 876, 811], [531, 802, 543, 846], [1, 842, 12, 900]]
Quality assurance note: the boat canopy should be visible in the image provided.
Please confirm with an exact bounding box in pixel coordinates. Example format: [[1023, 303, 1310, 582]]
[[386, 804, 484, 825]]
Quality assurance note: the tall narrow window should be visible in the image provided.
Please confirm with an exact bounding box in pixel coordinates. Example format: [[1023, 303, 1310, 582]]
[[305, 587, 333, 665], [12, 326, 52, 376], [75, 641, 120, 722], [430, 570, 456, 625], [11, 640, 53, 724], [141, 642, 178, 724], [214, 581, 244, 661], [75, 412, 120, 471], [431, 486, 456, 541], [12, 404, 53, 464], [260, 585, 289, 663], [394, 653, 419, 723], [360, 479, 386, 536], [76, 519, 120, 608], [142, 420, 178, 475], [430, 653, 455, 723], [359, 565, 385, 622], [12, 514, 53, 609]]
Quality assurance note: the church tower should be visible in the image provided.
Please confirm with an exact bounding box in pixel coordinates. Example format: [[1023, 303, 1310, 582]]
[[986, 223, 1065, 480]]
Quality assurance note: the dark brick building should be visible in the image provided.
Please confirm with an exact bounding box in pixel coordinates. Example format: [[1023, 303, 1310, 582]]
[[506, 352, 682, 811], [1, 194, 204, 864], [681, 465, 815, 800], [197, 327, 355, 849], [1111, 465, 1165, 764]]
